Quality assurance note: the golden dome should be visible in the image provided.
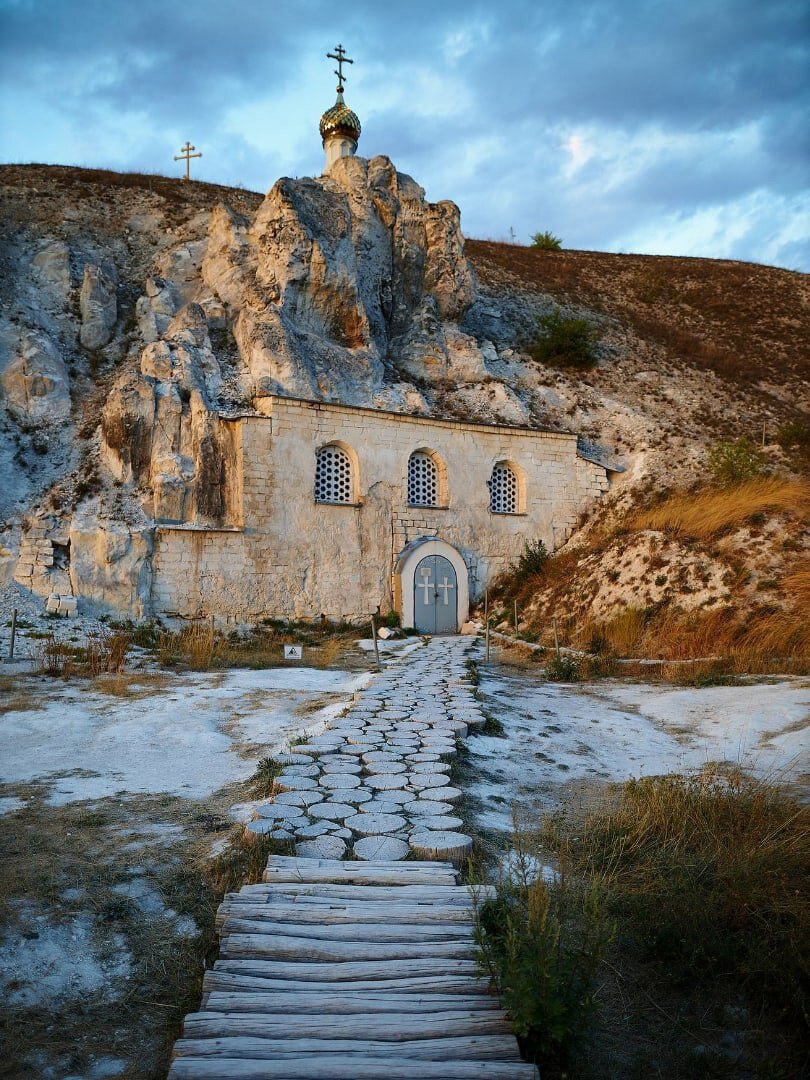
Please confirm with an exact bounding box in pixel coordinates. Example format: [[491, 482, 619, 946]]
[[319, 91, 361, 143]]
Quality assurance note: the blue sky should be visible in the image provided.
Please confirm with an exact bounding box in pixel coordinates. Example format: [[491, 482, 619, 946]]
[[1, 0, 808, 269]]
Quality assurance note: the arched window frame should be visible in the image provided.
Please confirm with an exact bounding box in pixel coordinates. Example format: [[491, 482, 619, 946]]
[[314, 442, 359, 505], [406, 448, 448, 508], [487, 460, 526, 515]]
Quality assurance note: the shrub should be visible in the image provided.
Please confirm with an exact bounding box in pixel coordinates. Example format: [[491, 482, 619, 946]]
[[776, 419, 810, 470], [527, 309, 599, 369], [530, 230, 562, 251], [511, 539, 549, 582], [474, 827, 614, 1067], [708, 437, 766, 486], [545, 654, 581, 681]]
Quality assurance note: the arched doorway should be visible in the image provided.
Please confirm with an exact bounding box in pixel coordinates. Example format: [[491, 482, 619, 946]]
[[413, 554, 458, 634], [393, 538, 469, 635]]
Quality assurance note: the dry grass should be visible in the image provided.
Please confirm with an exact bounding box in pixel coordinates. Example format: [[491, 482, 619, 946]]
[[492, 764, 810, 1075], [626, 477, 810, 540]]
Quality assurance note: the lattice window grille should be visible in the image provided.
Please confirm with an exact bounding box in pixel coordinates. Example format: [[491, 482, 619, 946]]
[[314, 446, 353, 504], [408, 452, 439, 506], [489, 463, 519, 514]]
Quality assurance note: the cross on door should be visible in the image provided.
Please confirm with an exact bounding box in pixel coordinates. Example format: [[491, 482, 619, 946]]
[[437, 576, 455, 605], [418, 566, 433, 605]]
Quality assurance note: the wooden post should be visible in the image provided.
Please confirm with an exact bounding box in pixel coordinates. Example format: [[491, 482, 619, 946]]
[[552, 617, 560, 660], [8, 608, 17, 661], [370, 614, 381, 671], [484, 589, 490, 662], [513, 599, 518, 635]]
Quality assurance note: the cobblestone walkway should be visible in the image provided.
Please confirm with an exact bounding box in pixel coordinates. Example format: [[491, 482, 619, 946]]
[[246, 636, 484, 863]]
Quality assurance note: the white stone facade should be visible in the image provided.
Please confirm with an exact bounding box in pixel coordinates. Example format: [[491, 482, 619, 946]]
[[151, 396, 611, 627]]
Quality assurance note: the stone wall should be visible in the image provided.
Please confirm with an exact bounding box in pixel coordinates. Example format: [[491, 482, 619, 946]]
[[151, 396, 611, 621]]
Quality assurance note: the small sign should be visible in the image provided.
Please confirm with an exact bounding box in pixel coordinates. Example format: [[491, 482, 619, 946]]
[[284, 644, 303, 660]]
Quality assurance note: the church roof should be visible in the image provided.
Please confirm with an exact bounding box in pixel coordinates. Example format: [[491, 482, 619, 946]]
[[319, 91, 361, 143]]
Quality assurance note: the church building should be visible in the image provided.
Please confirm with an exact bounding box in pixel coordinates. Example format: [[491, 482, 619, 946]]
[[147, 47, 615, 632]]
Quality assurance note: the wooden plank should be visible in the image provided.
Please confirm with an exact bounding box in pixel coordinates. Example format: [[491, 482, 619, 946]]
[[265, 856, 460, 875], [262, 866, 459, 887], [168, 1056, 538, 1079], [202, 991, 502, 1015], [226, 883, 491, 903], [219, 934, 475, 962], [219, 918, 474, 942], [211, 958, 481, 981], [215, 902, 475, 926], [182, 1010, 514, 1040], [202, 972, 489, 998], [172, 1034, 521, 1061]]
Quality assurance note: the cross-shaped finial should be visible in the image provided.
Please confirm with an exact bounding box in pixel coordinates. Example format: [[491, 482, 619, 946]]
[[173, 141, 202, 181], [326, 43, 353, 94]]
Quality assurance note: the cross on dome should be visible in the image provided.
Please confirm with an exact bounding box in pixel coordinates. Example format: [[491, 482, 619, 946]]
[[320, 43, 361, 171]]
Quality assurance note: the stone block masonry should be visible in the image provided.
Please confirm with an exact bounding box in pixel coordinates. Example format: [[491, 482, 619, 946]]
[[151, 396, 614, 621]]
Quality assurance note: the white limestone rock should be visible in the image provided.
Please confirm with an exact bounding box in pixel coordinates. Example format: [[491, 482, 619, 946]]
[[79, 263, 118, 349], [1, 331, 71, 424]]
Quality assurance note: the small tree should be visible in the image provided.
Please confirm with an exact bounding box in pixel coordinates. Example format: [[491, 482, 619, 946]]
[[708, 438, 766, 487], [528, 309, 599, 370], [531, 230, 562, 251]]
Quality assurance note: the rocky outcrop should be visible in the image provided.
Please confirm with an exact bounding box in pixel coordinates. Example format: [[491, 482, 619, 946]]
[[79, 263, 117, 348], [201, 154, 485, 403], [1, 330, 71, 423], [68, 506, 153, 616]]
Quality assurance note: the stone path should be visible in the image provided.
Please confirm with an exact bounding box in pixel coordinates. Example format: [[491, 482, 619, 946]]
[[168, 856, 537, 1079], [245, 637, 485, 863], [167, 637, 537, 1078]]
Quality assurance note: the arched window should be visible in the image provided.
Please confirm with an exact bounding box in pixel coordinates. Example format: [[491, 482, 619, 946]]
[[488, 462, 520, 514], [314, 444, 353, 504], [407, 451, 439, 507]]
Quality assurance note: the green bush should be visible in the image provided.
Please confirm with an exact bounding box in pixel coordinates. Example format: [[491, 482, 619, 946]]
[[474, 833, 614, 1066], [531, 230, 562, 251], [545, 654, 581, 681], [707, 437, 766, 486], [528, 310, 599, 369], [776, 419, 810, 470], [511, 539, 549, 582]]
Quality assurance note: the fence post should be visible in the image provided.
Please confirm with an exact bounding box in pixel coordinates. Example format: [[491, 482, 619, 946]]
[[484, 589, 490, 662], [513, 599, 518, 635], [553, 617, 561, 660], [8, 608, 17, 661], [370, 614, 381, 672]]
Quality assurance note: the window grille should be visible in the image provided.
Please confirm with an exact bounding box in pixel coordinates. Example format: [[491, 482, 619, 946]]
[[407, 452, 439, 506], [314, 445, 353, 503], [488, 463, 519, 514]]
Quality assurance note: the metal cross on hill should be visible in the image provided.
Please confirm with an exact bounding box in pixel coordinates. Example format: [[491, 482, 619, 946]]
[[174, 141, 202, 181], [327, 43, 353, 93]]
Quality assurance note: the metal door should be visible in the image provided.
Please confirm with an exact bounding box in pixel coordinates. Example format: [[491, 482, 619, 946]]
[[413, 555, 458, 634]]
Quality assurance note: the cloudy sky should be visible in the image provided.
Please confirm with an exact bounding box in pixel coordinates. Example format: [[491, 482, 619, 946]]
[[1, 0, 807, 270]]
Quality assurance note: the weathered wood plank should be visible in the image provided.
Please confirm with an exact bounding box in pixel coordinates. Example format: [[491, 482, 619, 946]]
[[219, 918, 474, 942], [211, 957, 481, 981], [202, 991, 502, 1015], [262, 866, 459, 887], [172, 1034, 521, 1061], [182, 1010, 513, 1040], [226, 883, 490, 903], [219, 934, 475, 962], [202, 971, 489, 998], [216, 902, 475, 926], [168, 1056, 538, 1080]]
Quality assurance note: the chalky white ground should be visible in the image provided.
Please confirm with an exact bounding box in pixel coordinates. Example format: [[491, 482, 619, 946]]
[[244, 637, 482, 861]]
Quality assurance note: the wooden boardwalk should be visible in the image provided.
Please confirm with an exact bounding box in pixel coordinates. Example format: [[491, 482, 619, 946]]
[[168, 855, 536, 1079]]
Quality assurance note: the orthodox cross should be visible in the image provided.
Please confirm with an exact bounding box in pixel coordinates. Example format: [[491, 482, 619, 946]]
[[174, 141, 202, 181], [327, 43, 353, 93]]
